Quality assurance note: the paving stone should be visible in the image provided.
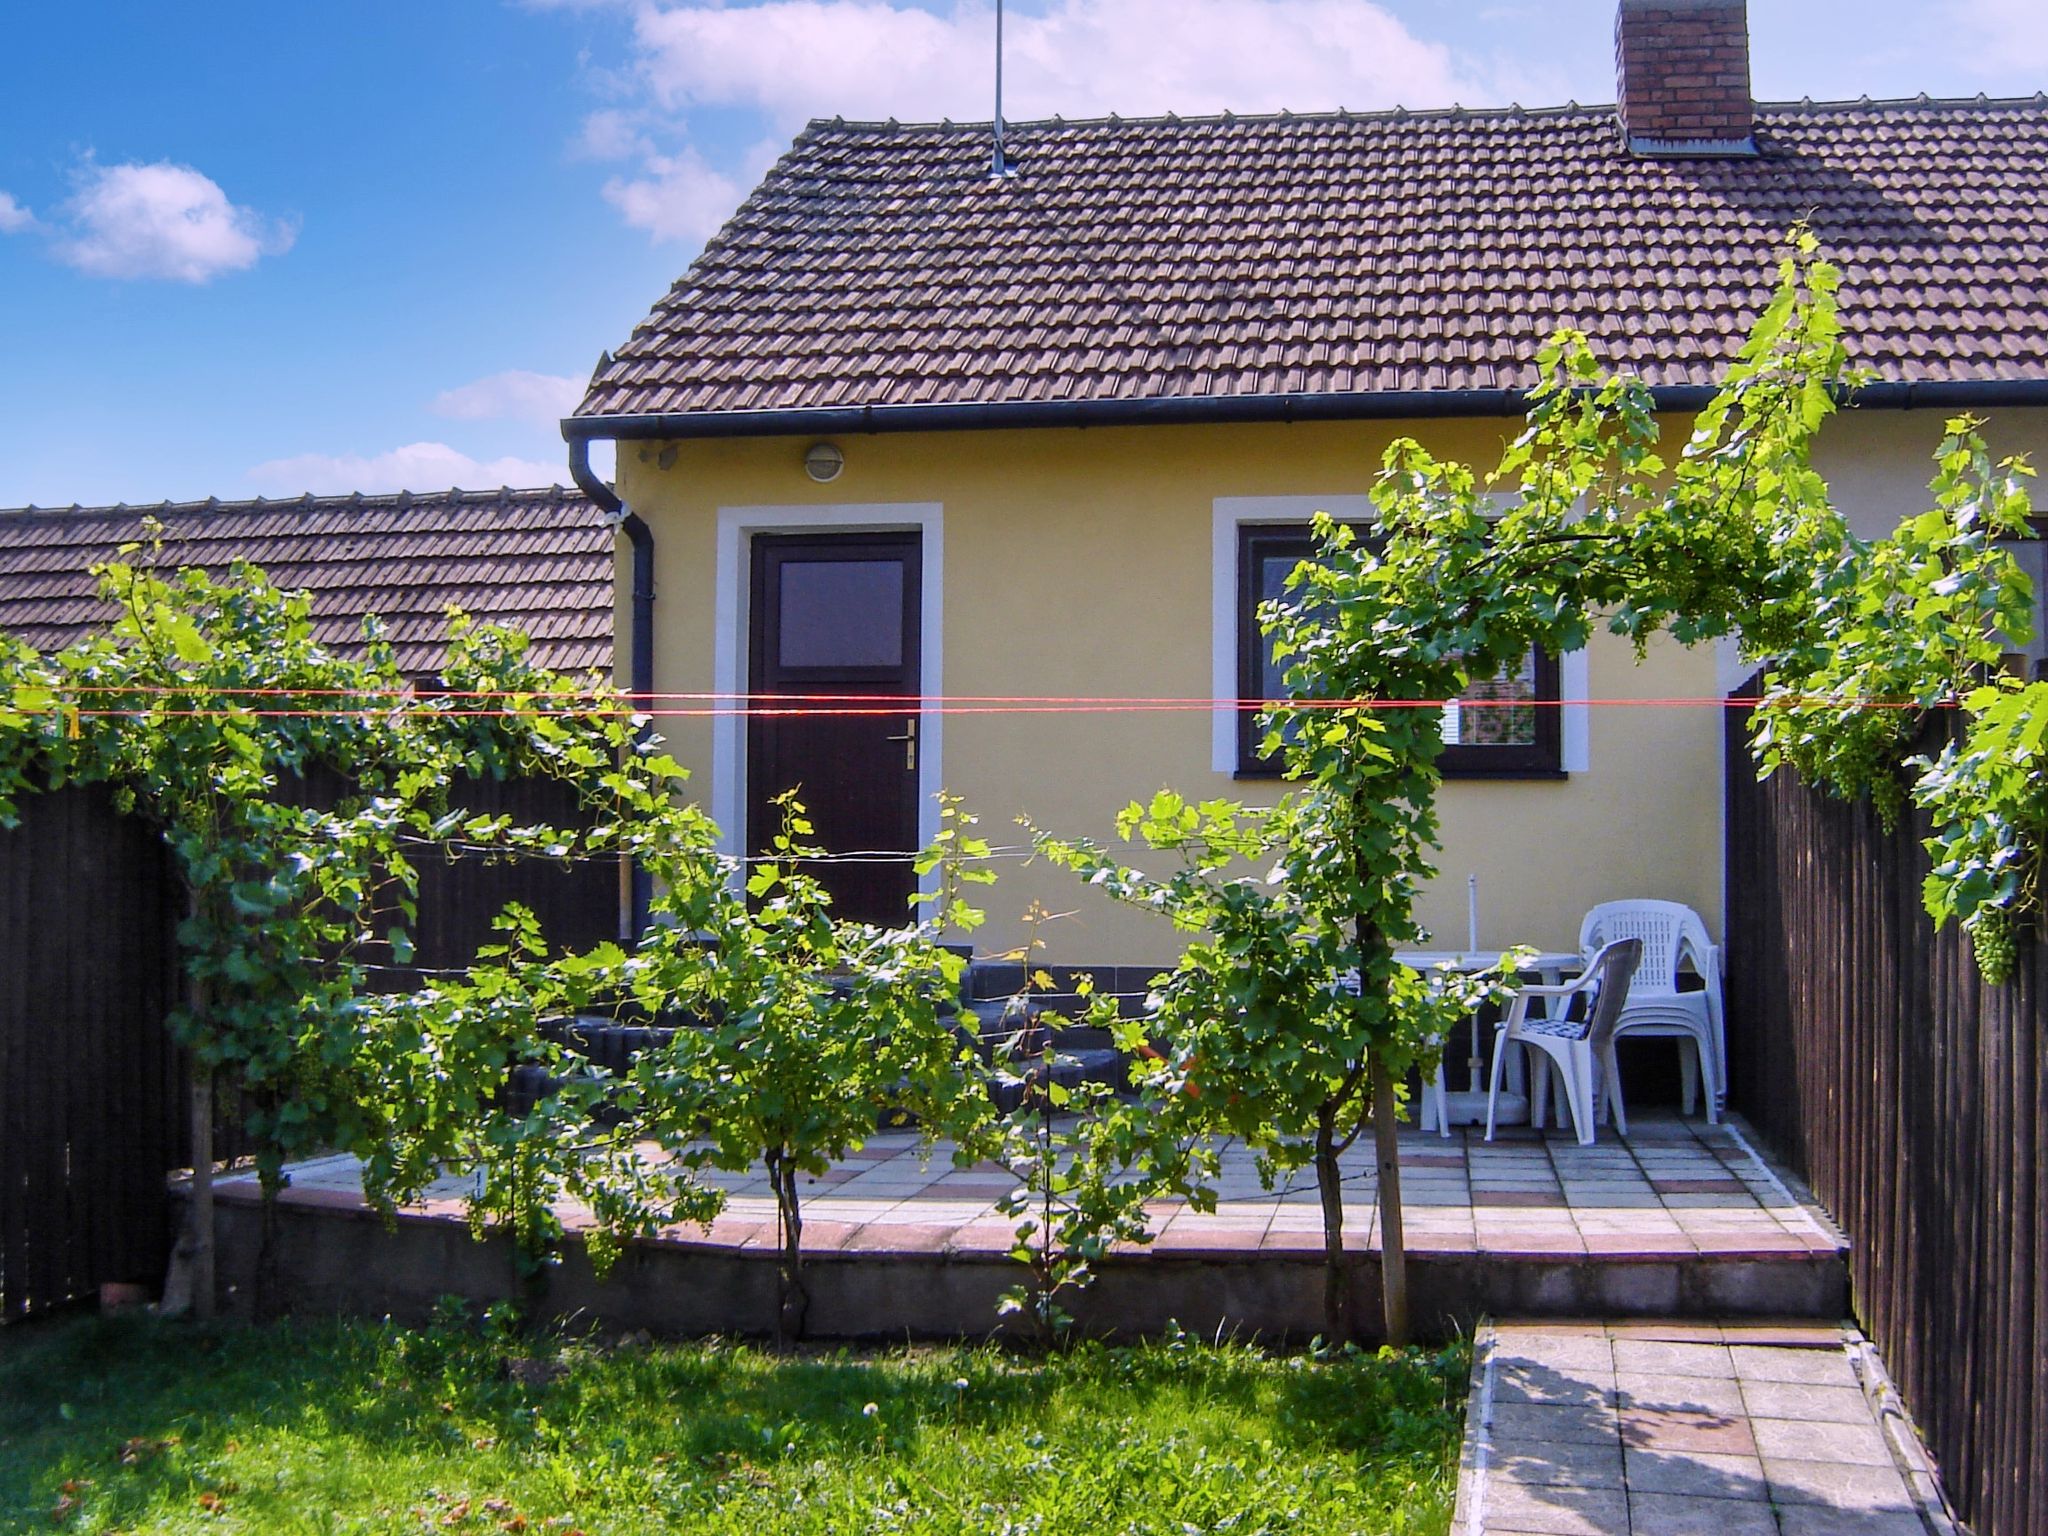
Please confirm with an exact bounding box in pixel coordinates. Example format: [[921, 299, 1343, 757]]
[[1627, 1489, 1780, 1535], [1607, 1321, 1726, 1343], [1772, 1507, 1928, 1536], [1621, 1406, 1759, 1458], [1737, 1380, 1875, 1423], [1494, 1366, 1618, 1406], [1748, 1415, 1893, 1467], [1763, 1456, 1916, 1511], [1617, 1372, 1747, 1417], [1720, 1324, 1844, 1348], [1480, 1479, 1631, 1535], [1484, 1436, 1625, 1489], [1611, 1339, 1736, 1378], [1728, 1343, 1859, 1386], [1494, 1338, 1614, 1372], [1622, 1447, 1768, 1499], [1489, 1401, 1621, 1447], [840, 1221, 963, 1255]]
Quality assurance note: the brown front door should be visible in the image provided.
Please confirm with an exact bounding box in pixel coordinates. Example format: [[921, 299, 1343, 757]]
[[747, 532, 922, 926]]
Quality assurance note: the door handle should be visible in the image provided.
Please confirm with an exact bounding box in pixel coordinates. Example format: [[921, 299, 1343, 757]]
[[885, 716, 918, 770]]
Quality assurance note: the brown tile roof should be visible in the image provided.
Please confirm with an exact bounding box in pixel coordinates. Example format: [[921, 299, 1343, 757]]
[[576, 96, 2048, 422], [0, 487, 614, 677]]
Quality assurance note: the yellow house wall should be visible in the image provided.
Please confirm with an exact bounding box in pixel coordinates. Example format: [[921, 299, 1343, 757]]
[[612, 403, 2048, 967], [1812, 407, 2048, 541]]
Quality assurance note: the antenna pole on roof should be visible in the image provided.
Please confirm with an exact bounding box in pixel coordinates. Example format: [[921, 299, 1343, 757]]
[[991, 0, 1012, 178]]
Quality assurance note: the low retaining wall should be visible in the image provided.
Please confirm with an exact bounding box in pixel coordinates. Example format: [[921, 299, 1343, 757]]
[[194, 1188, 1846, 1344]]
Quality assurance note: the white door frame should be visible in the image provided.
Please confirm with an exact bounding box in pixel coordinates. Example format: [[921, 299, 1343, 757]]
[[711, 502, 945, 870]]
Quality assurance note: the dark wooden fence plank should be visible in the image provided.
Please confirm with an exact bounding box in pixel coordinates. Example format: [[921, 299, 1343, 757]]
[[1, 777, 616, 1320], [1725, 685, 2048, 1536]]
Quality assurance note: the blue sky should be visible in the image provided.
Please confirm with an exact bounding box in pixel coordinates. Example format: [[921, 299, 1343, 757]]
[[3, 0, 2043, 509]]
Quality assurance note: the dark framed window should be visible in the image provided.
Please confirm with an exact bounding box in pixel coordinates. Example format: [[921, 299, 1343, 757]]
[[1235, 523, 1563, 779]]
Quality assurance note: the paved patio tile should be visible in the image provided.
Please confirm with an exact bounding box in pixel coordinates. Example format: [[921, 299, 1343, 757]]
[[665, 1215, 773, 1249], [1494, 1375, 1618, 1410], [1621, 1406, 1759, 1457], [787, 1219, 861, 1253], [1627, 1490, 1780, 1535], [947, 1220, 1021, 1253], [1606, 1320, 1726, 1342], [1748, 1415, 1893, 1466], [1480, 1479, 1630, 1535], [1610, 1339, 1736, 1378], [1737, 1380, 1876, 1423], [1490, 1401, 1622, 1447], [1622, 1447, 1767, 1499], [1617, 1372, 1747, 1417], [1485, 1436, 1625, 1489], [1728, 1344, 1860, 1386], [840, 1221, 962, 1255], [1763, 1456, 1915, 1511], [1580, 1234, 1693, 1257], [1459, 1321, 1955, 1535], [1493, 1344, 1613, 1377], [1772, 1508, 1927, 1536]]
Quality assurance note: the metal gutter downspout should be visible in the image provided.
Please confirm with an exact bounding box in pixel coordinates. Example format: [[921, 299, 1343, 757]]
[[567, 433, 655, 941]]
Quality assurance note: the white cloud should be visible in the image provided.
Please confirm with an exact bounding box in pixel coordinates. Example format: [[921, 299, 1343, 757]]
[[564, 0, 1503, 243], [245, 442, 566, 497], [603, 145, 745, 243], [0, 192, 36, 234], [622, 0, 1491, 127], [576, 107, 653, 160], [55, 160, 294, 283], [432, 370, 586, 427]]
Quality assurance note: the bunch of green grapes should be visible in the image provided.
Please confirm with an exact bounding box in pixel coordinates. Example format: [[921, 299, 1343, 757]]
[[1969, 906, 2018, 986]]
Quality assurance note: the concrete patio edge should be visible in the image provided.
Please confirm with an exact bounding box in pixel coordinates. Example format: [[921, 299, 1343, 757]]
[[182, 1187, 1847, 1343]]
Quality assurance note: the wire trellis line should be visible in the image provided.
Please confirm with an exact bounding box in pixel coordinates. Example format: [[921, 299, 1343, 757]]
[[387, 837, 1033, 866]]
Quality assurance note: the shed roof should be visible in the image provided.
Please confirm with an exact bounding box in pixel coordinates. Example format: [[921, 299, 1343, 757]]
[[0, 486, 613, 677]]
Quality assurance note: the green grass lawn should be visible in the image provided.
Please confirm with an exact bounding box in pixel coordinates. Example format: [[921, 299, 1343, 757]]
[[0, 1309, 1467, 1535]]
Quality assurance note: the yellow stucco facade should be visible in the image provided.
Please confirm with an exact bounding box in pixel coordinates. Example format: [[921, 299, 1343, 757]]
[[609, 404, 2048, 966]]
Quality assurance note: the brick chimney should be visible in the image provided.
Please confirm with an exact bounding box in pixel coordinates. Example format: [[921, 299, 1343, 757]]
[[1615, 0, 1757, 156]]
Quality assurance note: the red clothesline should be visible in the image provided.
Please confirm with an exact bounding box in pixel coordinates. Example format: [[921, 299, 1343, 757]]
[[18, 684, 1937, 706], [30, 694, 1939, 720]]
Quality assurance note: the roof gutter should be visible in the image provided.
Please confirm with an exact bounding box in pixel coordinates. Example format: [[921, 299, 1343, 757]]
[[562, 377, 2048, 443], [566, 432, 655, 940]]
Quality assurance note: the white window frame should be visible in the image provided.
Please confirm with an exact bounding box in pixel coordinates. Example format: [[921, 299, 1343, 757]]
[[711, 502, 944, 871], [1211, 494, 1589, 775]]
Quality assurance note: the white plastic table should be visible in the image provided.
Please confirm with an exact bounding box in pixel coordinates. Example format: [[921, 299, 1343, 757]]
[[1397, 950, 1585, 1127]]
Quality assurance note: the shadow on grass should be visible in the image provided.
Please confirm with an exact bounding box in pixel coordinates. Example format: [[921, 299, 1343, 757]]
[[0, 1310, 1468, 1532]]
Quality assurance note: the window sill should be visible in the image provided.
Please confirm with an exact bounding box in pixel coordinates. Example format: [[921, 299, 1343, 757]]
[[1234, 766, 1570, 783], [1444, 766, 1569, 782]]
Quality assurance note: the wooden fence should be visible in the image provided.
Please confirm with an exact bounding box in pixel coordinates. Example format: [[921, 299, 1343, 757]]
[[1725, 692, 2046, 1536], [0, 778, 617, 1321]]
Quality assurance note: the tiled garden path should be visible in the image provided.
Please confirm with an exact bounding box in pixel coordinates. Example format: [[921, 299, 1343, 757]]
[[244, 1111, 1841, 1262], [1454, 1320, 1958, 1535]]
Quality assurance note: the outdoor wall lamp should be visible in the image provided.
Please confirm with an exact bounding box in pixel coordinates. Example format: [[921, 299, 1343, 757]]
[[803, 441, 845, 483]]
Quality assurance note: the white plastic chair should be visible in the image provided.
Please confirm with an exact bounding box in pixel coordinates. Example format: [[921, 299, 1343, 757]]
[[1485, 938, 1642, 1146], [1420, 1044, 1454, 1138], [1579, 900, 1725, 1121]]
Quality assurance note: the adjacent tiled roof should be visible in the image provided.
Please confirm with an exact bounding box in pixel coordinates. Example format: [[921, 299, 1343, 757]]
[[577, 96, 2048, 419], [0, 487, 614, 676]]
